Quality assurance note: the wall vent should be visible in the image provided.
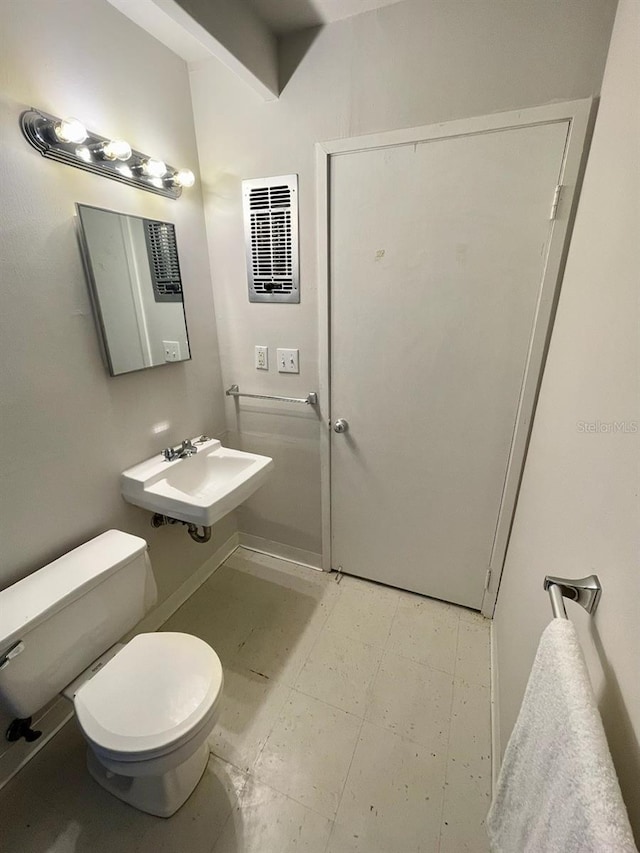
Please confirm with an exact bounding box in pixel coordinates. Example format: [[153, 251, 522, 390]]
[[143, 220, 183, 303], [243, 174, 299, 303]]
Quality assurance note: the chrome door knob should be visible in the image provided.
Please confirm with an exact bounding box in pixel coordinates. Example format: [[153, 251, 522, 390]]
[[333, 419, 349, 434]]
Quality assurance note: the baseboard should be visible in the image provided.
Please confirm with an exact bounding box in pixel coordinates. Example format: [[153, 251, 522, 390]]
[[237, 533, 323, 571], [0, 698, 74, 792], [490, 621, 501, 794], [0, 531, 239, 792]]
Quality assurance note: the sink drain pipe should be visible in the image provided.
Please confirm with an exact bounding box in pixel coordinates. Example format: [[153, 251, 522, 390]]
[[186, 524, 212, 543], [151, 513, 212, 544]]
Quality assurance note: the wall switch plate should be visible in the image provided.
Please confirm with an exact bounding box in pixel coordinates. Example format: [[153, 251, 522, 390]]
[[163, 340, 181, 362], [255, 345, 269, 370], [277, 348, 299, 373]]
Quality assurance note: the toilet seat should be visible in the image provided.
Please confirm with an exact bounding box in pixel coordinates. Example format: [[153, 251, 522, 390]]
[[74, 632, 223, 762]]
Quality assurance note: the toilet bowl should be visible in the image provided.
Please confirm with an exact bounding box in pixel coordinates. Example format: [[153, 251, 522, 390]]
[[66, 632, 224, 817], [0, 530, 225, 818]]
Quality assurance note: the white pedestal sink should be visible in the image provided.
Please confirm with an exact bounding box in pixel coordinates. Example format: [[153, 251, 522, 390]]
[[121, 438, 273, 526]]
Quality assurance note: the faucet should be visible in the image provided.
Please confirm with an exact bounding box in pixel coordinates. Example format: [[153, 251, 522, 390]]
[[162, 439, 198, 462]]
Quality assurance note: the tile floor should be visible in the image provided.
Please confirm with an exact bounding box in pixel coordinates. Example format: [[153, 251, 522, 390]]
[[0, 548, 492, 853]]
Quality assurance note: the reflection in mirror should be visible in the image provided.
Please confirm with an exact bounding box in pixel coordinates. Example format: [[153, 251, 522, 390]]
[[76, 204, 191, 376]]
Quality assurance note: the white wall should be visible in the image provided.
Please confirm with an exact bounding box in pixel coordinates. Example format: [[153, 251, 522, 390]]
[[0, 0, 234, 733], [493, 0, 640, 839], [189, 0, 617, 557]]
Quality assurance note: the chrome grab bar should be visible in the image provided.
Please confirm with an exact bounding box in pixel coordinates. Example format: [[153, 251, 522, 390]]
[[543, 574, 602, 619], [225, 384, 318, 406]]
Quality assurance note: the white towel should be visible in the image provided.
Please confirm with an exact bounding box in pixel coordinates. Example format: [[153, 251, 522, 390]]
[[487, 618, 637, 853]]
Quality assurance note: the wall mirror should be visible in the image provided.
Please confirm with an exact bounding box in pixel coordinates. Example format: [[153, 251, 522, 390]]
[[76, 204, 191, 376]]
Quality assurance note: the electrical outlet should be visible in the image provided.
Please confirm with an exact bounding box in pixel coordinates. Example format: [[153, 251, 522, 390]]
[[277, 348, 299, 373], [255, 345, 269, 370], [163, 340, 181, 362]]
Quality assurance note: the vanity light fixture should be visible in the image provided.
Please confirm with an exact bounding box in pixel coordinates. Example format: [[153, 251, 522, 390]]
[[54, 117, 88, 144], [20, 107, 195, 199], [138, 158, 167, 178], [76, 145, 93, 163], [171, 168, 196, 188], [96, 138, 133, 161]]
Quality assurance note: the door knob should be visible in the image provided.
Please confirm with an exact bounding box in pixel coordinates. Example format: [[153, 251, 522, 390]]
[[333, 419, 349, 434]]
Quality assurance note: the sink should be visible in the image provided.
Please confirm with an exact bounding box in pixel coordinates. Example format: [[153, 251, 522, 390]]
[[121, 438, 274, 527]]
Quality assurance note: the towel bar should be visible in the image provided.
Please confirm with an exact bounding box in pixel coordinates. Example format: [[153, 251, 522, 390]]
[[543, 575, 602, 618], [225, 384, 318, 405]]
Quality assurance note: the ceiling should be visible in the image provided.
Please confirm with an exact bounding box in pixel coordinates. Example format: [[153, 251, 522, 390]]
[[107, 0, 411, 100], [245, 0, 408, 34]]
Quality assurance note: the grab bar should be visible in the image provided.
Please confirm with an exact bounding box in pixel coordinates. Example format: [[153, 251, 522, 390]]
[[543, 575, 602, 619], [226, 384, 318, 406]]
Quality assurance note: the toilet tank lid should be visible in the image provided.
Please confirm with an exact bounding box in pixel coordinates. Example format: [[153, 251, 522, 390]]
[[0, 530, 148, 649]]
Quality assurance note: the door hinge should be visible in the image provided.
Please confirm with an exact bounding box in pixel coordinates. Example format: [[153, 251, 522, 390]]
[[549, 184, 563, 221], [484, 567, 492, 591]]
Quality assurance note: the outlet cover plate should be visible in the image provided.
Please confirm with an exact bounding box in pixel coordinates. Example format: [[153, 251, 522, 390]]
[[255, 345, 269, 370]]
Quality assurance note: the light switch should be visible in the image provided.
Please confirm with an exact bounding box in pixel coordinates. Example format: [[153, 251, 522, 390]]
[[163, 340, 181, 362], [255, 345, 269, 370], [277, 348, 299, 373]]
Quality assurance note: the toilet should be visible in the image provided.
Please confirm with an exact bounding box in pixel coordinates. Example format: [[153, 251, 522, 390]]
[[0, 530, 224, 817]]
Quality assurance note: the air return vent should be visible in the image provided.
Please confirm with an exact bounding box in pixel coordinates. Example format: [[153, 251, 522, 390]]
[[143, 220, 183, 303], [243, 174, 299, 303]]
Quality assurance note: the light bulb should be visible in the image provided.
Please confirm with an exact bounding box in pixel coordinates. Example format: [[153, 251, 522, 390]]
[[174, 168, 195, 188], [149, 177, 164, 188], [141, 158, 167, 178], [54, 117, 87, 144], [102, 139, 132, 161]]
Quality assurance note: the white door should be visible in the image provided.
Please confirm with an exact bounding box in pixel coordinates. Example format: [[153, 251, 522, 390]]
[[329, 120, 570, 609]]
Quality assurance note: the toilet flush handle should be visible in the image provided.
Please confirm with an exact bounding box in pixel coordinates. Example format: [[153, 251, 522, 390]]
[[0, 639, 24, 670]]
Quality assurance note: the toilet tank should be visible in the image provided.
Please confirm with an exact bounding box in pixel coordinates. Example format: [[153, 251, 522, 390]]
[[0, 530, 157, 719]]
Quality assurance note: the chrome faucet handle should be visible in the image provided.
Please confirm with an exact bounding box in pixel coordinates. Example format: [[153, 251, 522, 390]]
[[162, 440, 197, 461]]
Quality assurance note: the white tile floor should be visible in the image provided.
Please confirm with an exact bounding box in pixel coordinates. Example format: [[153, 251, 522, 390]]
[[0, 548, 492, 853]]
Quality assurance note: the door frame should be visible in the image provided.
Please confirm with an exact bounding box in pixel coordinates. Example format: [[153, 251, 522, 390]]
[[316, 99, 593, 616]]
